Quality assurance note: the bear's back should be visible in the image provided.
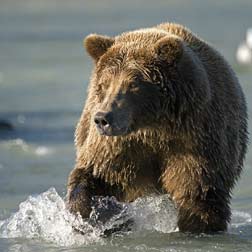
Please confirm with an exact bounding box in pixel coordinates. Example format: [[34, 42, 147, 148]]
[[158, 23, 246, 112]]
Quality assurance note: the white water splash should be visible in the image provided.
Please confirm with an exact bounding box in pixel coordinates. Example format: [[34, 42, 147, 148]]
[[0, 188, 103, 246], [1, 187, 252, 248], [0, 188, 177, 247], [230, 210, 252, 228], [129, 195, 178, 233]]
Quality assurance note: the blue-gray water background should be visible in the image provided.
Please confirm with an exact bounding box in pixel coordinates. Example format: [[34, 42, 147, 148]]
[[1, 0, 252, 251]]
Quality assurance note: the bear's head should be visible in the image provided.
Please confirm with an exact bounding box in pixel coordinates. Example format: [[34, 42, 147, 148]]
[[84, 30, 210, 136]]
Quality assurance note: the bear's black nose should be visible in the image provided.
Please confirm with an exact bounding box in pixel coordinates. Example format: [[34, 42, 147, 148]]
[[94, 112, 113, 133]]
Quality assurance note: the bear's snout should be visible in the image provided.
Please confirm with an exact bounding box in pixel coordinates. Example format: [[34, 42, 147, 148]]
[[94, 110, 130, 136], [94, 111, 113, 134]]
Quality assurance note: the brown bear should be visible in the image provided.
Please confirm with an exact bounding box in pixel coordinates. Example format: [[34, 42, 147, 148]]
[[66, 23, 248, 233]]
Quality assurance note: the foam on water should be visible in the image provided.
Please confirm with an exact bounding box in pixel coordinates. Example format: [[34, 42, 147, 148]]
[[230, 210, 252, 228], [1, 139, 53, 157], [0, 188, 177, 247], [34, 146, 51, 156], [0, 187, 251, 248]]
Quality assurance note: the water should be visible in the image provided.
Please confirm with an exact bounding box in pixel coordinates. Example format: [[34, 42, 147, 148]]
[[0, 188, 177, 247], [0, 188, 251, 251], [1, 0, 252, 251]]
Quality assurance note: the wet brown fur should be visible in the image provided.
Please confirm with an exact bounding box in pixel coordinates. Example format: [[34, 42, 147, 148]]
[[67, 23, 248, 233]]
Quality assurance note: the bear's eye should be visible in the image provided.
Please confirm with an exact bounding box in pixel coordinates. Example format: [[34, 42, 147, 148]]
[[129, 82, 140, 92]]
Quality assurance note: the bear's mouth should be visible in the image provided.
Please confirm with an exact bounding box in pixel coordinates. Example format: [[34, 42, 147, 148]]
[[96, 124, 131, 136]]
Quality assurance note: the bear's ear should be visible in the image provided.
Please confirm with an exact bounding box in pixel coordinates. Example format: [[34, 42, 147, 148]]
[[154, 35, 184, 64], [84, 34, 115, 61]]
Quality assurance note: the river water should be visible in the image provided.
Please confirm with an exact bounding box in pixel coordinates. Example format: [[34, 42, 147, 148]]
[[0, 0, 252, 251]]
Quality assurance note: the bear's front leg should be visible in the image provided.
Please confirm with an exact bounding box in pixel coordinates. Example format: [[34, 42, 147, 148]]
[[175, 189, 231, 233], [162, 156, 231, 233], [66, 167, 96, 219]]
